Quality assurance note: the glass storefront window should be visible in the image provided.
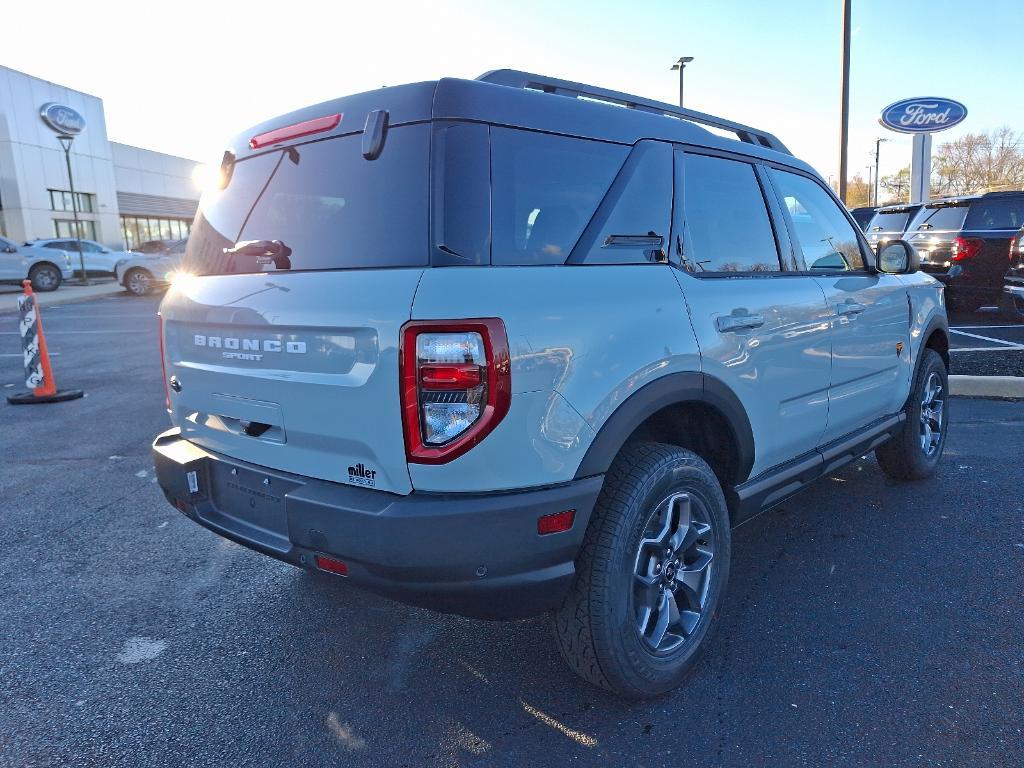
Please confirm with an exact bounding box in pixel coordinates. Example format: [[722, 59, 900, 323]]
[[53, 219, 97, 240], [118, 215, 192, 249]]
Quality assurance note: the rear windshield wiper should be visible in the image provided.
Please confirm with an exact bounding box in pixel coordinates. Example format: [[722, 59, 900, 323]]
[[223, 239, 293, 271]]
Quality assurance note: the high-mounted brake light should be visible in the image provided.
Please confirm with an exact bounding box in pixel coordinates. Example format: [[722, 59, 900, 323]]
[[952, 236, 983, 262], [249, 113, 341, 149], [401, 319, 511, 464]]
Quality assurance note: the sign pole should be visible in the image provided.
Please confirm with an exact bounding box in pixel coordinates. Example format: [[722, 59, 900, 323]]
[[838, 0, 851, 204], [57, 134, 88, 285], [910, 133, 933, 204]]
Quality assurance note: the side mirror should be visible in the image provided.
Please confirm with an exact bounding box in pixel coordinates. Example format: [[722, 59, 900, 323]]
[[876, 240, 919, 274]]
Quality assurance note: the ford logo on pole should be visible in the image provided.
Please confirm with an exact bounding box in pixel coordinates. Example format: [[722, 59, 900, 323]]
[[39, 103, 86, 136], [879, 97, 967, 134]]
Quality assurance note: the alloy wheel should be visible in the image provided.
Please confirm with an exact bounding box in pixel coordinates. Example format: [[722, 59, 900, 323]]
[[632, 492, 715, 654], [919, 371, 944, 456]]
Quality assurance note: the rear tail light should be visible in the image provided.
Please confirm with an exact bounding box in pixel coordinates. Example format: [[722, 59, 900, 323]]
[[158, 313, 170, 412], [401, 319, 511, 464], [952, 236, 983, 262], [1010, 233, 1022, 261]]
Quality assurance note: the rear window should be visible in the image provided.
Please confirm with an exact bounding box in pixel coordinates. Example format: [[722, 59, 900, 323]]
[[964, 197, 1024, 230], [908, 204, 969, 232], [867, 209, 914, 233], [490, 129, 627, 266], [184, 124, 429, 275]]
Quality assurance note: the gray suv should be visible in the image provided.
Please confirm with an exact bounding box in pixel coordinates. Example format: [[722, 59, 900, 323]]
[[152, 71, 949, 698]]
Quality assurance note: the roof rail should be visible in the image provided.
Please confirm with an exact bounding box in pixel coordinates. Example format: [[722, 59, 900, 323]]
[[477, 69, 791, 156]]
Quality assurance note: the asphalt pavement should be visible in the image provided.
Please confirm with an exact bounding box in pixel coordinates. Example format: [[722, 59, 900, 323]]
[[1, 295, 1023, 767], [948, 310, 1024, 377]]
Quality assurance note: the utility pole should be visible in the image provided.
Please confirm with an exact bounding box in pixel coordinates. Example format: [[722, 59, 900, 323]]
[[671, 56, 694, 107], [838, 0, 851, 204], [874, 137, 888, 207], [56, 134, 88, 285]]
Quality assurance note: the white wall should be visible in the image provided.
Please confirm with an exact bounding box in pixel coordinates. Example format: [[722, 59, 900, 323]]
[[0, 65, 198, 249]]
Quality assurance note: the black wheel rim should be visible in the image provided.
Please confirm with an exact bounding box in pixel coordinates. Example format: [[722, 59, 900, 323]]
[[632, 492, 715, 654], [919, 371, 944, 456]]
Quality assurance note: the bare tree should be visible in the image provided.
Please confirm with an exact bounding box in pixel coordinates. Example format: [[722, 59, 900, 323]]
[[880, 167, 911, 204], [932, 127, 1024, 196]]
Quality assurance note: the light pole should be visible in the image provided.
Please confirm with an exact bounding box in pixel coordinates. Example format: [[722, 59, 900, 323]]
[[670, 56, 694, 108], [838, 0, 851, 204], [56, 134, 88, 285], [873, 137, 888, 207]]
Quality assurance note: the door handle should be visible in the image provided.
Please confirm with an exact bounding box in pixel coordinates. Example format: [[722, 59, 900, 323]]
[[717, 313, 765, 332], [835, 301, 867, 317]]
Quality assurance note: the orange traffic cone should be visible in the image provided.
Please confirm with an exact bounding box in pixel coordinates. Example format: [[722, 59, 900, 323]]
[[7, 280, 84, 404]]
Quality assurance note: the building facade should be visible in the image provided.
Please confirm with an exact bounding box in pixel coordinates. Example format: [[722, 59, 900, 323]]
[[0, 65, 199, 250]]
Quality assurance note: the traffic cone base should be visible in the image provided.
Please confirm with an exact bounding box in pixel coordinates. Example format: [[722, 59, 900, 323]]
[[7, 388, 84, 405]]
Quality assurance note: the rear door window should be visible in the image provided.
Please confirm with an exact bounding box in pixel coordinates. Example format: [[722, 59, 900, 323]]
[[679, 153, 782, 273], [490, 129, 627, 266], [184, 124, 430, 275], [964, 197, 1024, 230]]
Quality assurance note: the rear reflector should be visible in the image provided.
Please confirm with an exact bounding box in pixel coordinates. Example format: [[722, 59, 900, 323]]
[[314, 554, 349, 576], [537, 509, 576, 535], [249, 113, 342, 149]]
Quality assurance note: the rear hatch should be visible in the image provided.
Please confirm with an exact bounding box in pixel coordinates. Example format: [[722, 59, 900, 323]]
[[160, 91, 433, 494], [864, 205, 920, 248], [905, 201, 970, 274]]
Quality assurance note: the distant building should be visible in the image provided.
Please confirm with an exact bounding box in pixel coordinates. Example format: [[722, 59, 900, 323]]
[[0, 65, 200, 249]]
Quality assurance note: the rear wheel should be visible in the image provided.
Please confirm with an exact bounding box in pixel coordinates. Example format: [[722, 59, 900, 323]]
[[553, 442, 730, 699], [875, 348, 948, 480], [28, 263, 62, 292], [124, 268, 152, 296]]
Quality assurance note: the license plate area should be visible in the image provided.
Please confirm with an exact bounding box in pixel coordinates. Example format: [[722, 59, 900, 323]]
[[209, 462, 297, 541]]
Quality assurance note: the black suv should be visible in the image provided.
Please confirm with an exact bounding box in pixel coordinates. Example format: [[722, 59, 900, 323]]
[[849, 206, 878, 231], [905, 191, 1024, 312]]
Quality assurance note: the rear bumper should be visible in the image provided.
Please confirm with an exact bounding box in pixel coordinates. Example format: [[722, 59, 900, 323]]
[[152, 428, 602, 619]]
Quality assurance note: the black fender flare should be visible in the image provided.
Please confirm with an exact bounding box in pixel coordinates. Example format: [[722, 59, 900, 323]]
[[573, 372, 755, 485]]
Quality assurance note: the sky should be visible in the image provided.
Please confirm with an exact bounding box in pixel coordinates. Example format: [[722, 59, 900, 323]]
[[4, 0, 1022, 187]]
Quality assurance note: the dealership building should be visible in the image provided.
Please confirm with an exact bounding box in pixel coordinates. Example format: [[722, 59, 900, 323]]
[[0, 65, 200, 250]]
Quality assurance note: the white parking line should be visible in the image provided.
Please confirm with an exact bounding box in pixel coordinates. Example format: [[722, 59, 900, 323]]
[[0, 352, 61, 357], [950, 346, 1024, 353], [0, 330, 149, 335], [949, 329, 1024, 348], [951, 325, 1024, 330]]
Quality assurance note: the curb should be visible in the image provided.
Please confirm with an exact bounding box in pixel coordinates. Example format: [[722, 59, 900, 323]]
[[949, 375, 1024, 400], [0, 281, 124, 313]]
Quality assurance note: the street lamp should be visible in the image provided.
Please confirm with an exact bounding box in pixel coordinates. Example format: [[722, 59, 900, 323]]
[[873, 137, 889, 207], [670, 56, 695, 108], [55, 134, 88, 286]]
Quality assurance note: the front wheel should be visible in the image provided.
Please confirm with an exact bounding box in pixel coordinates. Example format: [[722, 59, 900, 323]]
[[553, 442, 731, 699], [875, 348, 948, 480], [124, 268, 152, 296], [28, 263, 62, 292]]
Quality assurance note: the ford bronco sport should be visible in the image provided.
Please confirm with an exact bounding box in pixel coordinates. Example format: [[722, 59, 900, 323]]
[[152, 71, 949, 698]]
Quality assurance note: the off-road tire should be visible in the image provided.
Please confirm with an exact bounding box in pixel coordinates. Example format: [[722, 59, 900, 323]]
[[553, 442, 731, 699], [875, 348, 948, 480]]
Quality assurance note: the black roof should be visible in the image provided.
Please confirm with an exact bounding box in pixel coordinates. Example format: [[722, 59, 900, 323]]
[[226, 70, 816, 177]]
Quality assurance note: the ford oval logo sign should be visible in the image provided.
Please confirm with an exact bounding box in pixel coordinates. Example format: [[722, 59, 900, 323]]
[[39, 103, 86, 136], [879, 97, 967, 134]]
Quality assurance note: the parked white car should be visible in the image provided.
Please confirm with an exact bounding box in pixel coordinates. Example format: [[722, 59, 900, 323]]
[[115, 238, 187, 295], [32, 238, 134, 276], [0, 236, 73, 291]]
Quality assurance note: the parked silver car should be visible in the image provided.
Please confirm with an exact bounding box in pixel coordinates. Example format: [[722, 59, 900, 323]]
[[115, 238, 187, 295], [33, 238, 135, 276], [0, 236, 73, 291]]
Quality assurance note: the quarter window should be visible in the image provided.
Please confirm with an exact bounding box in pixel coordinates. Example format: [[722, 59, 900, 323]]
[[769, 170, 865, 271], [679, 153, 781, 273], [491, 129, 627, 266]]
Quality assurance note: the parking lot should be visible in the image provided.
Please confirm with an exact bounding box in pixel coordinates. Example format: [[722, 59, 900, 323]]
[[948, 312, 1024, 377], [1, 294, 1022, 767]]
